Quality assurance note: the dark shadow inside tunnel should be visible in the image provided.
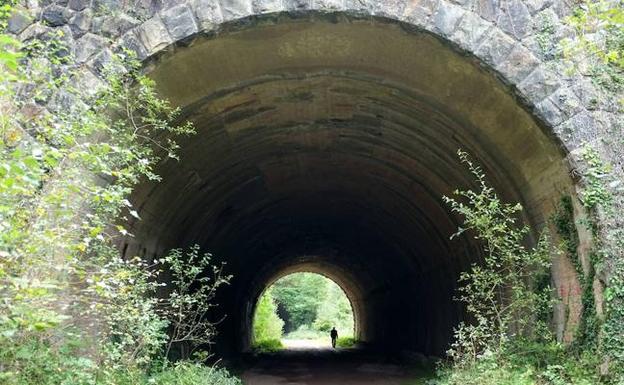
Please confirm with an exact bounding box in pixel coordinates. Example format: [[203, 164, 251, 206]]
[[119, 13, 576, 359]]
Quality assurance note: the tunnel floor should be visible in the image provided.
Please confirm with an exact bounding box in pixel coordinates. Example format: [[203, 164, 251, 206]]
[[239, 347, 434, 384]]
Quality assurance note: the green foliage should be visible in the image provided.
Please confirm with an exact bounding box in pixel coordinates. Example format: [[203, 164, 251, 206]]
[[284, 324, 327, 340], [436, 150, 610, 384], [562, 0, 624, 101], [552, 196, 601, 351], [253, 287, 284, 344], [431, 341, 601, 385], [313, 279, 354, 335], [158, 246, 232, 359], [0, 8, 238, 385], [252, 339, 284, 353], [443, 150, 552, 364], [578, 146, 614, 212], [272, 273, 328, 331], [270, 272, 354, 337], [336, 336, 358, 348], [148, 362, 241, 385], [572, 145, 624, 377]]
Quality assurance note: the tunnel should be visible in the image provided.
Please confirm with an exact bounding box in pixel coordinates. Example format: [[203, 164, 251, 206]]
[[122, 13, 575, 358]]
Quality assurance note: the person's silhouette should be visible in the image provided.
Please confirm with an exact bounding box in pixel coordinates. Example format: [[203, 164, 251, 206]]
[[330, 327, 338, 348]]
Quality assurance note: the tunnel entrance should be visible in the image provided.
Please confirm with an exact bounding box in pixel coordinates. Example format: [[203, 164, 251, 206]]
[[252, 271, 355, 351], [124, 13, 576, 358]]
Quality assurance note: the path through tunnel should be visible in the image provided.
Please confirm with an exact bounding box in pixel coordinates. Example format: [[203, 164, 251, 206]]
[[122, 13, 575, 360]]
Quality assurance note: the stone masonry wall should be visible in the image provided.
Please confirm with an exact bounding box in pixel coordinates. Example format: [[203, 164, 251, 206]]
[[8, 0, 624, 345]]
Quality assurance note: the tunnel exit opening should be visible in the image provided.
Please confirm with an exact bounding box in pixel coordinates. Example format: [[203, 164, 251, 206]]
[[252, 271, 356, 351]]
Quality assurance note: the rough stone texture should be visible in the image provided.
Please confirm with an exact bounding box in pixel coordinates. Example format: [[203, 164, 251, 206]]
[[190, 0, 223, 30], [42, 4, 70, 27], [218, 0, 253, 19], [135, 16, 172, 55], [7, 8, 32, 34], [494, 43, 539, 84], [451, 12, 492, 51], [518, 65, 561, 101], [68, 0, 90, 11], [12, 0, 623, 357], [496, 0, 532, 39], [75, 33, 108, 63], [475, 27, 516, 67], [434, 1, 466, 37], [161, 4, 198, 41], [68, 10, 92, 37]]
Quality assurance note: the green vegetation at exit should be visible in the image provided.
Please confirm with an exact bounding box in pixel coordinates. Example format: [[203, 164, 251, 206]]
[[252, 272, 355, 351]]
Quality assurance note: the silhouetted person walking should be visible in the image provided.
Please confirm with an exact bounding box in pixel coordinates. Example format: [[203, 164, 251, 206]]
[[330, 327, 338, 348]]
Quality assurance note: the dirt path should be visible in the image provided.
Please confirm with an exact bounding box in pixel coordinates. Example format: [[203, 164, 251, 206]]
[[240, 347, 431, 385]]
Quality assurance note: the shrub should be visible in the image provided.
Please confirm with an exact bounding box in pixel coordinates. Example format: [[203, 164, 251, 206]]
[[336, 337, 358, 348], [148, 362, 241, 385], [253, 287, 284, 343], [443, 150, 552, 363], [253, 338, 283, 353]]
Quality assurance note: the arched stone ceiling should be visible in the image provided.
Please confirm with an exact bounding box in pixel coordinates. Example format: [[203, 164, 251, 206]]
[[124, 17, 574, 356]]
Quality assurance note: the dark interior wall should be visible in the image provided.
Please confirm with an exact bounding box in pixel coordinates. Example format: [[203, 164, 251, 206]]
[[122, 16, 574, 357]]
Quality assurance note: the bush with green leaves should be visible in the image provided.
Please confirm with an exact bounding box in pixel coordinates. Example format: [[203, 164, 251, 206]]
[[0, 6, 238, 384], [443, 150, 552, 364], [435, 150, 603, 384], [253, 287, 284, 345]]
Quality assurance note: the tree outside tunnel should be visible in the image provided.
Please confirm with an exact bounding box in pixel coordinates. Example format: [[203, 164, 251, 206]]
[[252, 272, 355, 351]]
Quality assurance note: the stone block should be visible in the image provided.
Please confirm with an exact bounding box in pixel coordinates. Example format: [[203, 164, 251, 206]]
[[518, 65, 561, 102], [284, 0, 313, 11], [73, 68, 106, 98], [344, 0, 374, 12], [119, 30, 149, 60], [494, 43, 539, 84], [475, 27, 515, 67], [252, 0, 283, 13], [75, 33, 108, 63], [495, 0, 531, 39], [68, 0, 90, 11], [90, 48, 115, 75], [312, 0, 346, 11], [8, 8, 32, 34], [190, 0, 224, 30], [219, 0, 253, 20], [403, 0, 440, 28], [476, 0, 498, 21], [100, 14, 141, 38], [536, 97, 565, 127], [451, 11, 492, 51], [69, 9, 92, 37], [372, 0, 407, 18], [135, 16, 172, 56], [524, 0, 553, 15], [548, 86, 583, 119], [556, 112, 599, 148], [434, 1, 465, 37], [42, 5, 69, 27], [161, 4, 199, 41]]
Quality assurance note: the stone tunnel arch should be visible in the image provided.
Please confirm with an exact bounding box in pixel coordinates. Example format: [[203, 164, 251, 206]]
[[16, 0, 608, 358], [110, 10, 586, 357]]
